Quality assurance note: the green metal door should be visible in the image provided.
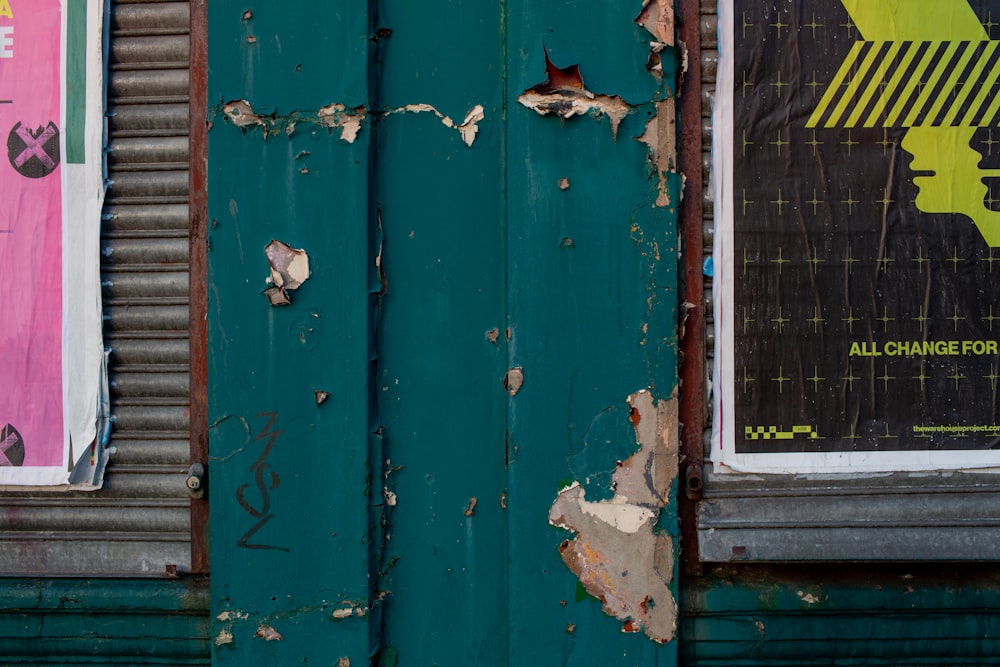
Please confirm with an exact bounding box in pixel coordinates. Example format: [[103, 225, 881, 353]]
[[206, 1, 680, 664]]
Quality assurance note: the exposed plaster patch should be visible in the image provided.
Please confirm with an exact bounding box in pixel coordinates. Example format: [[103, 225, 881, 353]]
[[486, 328, 500, 344], [797, 591, 822, 605], [464, 497, 478, 517], [636, 99, 677, 208], [518, 51, 632, 139], [255, 625, 283, 641], [331, 600, 371, 620], [317, 103, 367, 143], [314, 390, 330, 406], [216, 610, 249, 622], [549, 389, 679, 644], [635, 0, 675, 82], [222, 100, 265, 131], [504, 367, 525, 396], [635, 0, 674, 45], [338, 659, 351, 667], [383, 488, 397, 507], [558, 177, 571, 190], [263, 240, 310, 306], [215, 629, 234, 646]]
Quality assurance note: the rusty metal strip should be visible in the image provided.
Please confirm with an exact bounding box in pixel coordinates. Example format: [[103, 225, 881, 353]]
[[677, 0, 705, 577], [189, 0, 210, 575]]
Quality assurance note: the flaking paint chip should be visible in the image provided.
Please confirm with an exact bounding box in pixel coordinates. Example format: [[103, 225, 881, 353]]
[[504, 367, 524, 396], [559, 178, 570, 190], [255, 625, 283, 641], [264, 240, 310, 306], [318, 103, 367, 143], [517, 48, 632, 139]]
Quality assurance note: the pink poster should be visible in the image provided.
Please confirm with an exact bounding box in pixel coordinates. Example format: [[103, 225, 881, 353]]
[[0, 2, 64, 471]]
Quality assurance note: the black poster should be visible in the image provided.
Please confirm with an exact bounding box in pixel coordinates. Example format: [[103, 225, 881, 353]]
[[716, 0, 1000, 471]]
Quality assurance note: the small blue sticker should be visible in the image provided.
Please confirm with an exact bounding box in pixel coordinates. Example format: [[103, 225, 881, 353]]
[[703, 256, 714, 278]]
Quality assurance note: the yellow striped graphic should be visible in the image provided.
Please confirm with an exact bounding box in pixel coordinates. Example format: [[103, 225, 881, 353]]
[[902, 41, 960, 126], [862, 41, 919, 127], [944, 41, 998, 125], [812, 40, 1000, 128], [977, 73, 1000, 125], [959, 43, 1000, 125], [920, 41, 978, 125], [846, 42, 902, 127], [827, 42, 884, 126], [884, 42, 942, 126], [806, 42, 866, 128]]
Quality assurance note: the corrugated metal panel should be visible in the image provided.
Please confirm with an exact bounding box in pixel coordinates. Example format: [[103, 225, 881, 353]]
[[702, 2, 717, 463], [0, 0, 192, 576]]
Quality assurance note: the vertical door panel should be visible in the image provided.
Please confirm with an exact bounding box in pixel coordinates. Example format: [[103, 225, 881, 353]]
[[505, 1, 679, 664], [374, 2, 509, 664], [207, 3, 375, 664]]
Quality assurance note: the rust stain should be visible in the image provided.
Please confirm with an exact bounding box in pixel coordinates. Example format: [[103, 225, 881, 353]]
[[464, 497, 478, 517], [548, 389, 679, 643], [517, 49, 632, 139]]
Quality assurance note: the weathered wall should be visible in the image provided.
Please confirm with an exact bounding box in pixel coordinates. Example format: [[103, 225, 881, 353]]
[[206, 0, 680, 665]]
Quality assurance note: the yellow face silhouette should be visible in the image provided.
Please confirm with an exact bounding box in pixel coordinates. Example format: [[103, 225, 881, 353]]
[[807, 0, 1000, 246]]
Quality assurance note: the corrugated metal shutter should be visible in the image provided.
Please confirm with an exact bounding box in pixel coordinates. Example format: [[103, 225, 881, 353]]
[[0, 0, 193, 576], [702, 0, 717, 457]]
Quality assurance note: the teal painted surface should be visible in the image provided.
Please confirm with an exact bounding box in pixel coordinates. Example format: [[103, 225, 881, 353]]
[[0, 578, 210, 665], [504, 3, 679, 660], [373, 0, 509, 662], [65, 0, 86, 164], [681, 566, 1000, 666], [207, 1, 678, 664], [207, 3, 375, 664]]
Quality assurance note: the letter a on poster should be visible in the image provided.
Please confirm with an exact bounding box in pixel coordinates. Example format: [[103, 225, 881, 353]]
[[0, 0, 108, 486]]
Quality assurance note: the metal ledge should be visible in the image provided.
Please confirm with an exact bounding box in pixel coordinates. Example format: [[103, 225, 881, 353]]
[[697, 467, 1000, 561]]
